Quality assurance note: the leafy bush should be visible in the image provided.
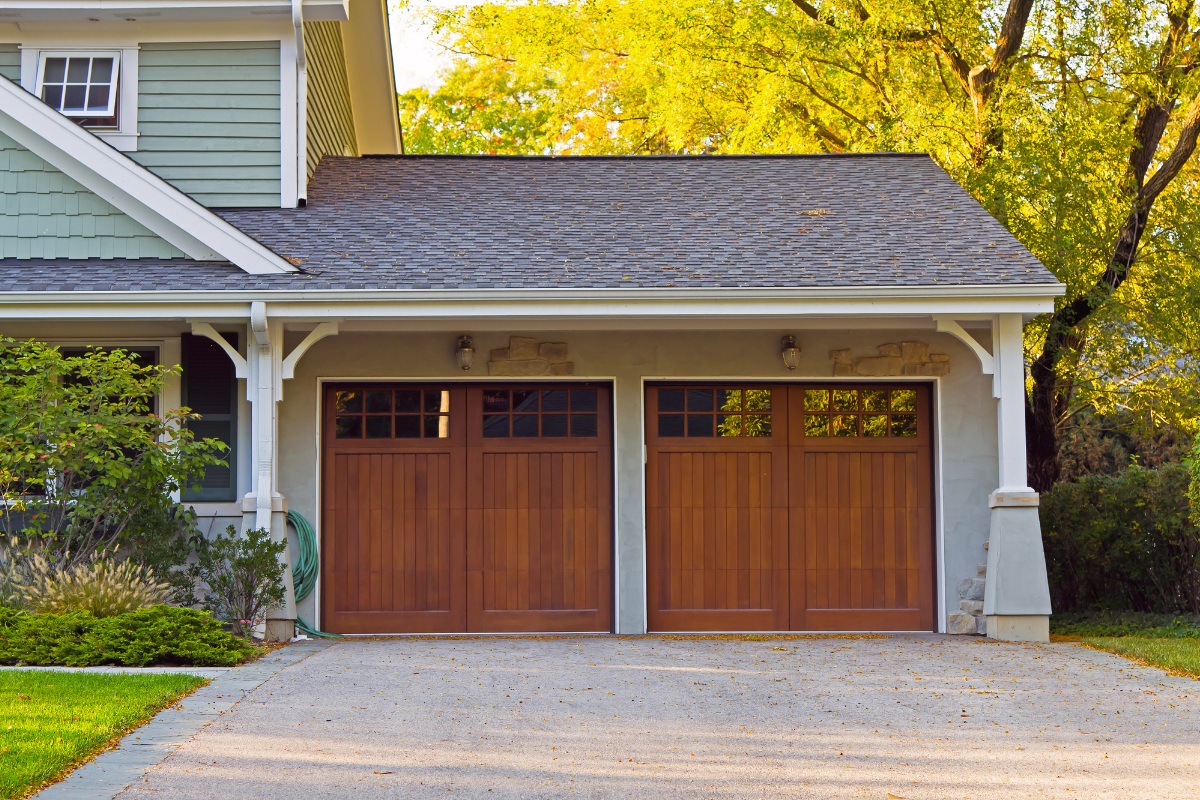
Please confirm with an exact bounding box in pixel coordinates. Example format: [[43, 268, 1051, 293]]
[[118, 503, 204, 606], [0, 605, 256, 667], [14, 553, 170, 616], [191, 526, 286, 638], [1051, 611, 1200, 638], [1041, 463, 1200, 614], [0, 339, 225, 574]]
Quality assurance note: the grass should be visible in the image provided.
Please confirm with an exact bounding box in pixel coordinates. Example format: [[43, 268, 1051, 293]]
[[1050, 612, 1200, 680], [0, 670, 206, 800], [1078, 637, 1200, 679]]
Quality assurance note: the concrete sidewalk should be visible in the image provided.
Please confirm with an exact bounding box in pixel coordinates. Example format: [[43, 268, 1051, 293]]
[[31, 640, 336, 800], [95, 635, 1200, 799]]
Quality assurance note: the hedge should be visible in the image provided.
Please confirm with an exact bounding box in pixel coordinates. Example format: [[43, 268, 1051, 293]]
[[1041, 463, 1200, 614], [0, 605, 257, 667]]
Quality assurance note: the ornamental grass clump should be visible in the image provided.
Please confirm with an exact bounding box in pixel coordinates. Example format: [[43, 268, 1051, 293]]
[[16, 552, 171, 617]]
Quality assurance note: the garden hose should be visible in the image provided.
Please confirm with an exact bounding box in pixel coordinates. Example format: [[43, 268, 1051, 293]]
[[286, 510, 340, 638]]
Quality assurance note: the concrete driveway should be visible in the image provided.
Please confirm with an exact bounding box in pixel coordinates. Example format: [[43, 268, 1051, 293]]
[[116, 635, 1198, 799]]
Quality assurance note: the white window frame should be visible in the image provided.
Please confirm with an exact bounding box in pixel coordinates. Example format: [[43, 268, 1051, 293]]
[[35, 51, 120, 120], [20, 45, 140, 151]]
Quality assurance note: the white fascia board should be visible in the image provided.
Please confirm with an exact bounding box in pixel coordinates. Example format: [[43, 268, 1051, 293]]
[[0, 76, 296, 275], [0, 285, 1065, 321], [0, 1, 347, 23]]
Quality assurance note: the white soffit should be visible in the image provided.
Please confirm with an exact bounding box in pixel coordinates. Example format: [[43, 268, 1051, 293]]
[[0, 76, 296, 275]]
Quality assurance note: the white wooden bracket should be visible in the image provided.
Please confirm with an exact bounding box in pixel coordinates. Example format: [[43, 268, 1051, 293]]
[[189, 321, 248, 379], [282, 322, 339, 382], [934, 315, 999, 397]]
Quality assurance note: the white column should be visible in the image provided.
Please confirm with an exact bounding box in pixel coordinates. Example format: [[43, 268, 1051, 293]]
[[983, 312, 1051, 642], [993, 313, 1036, 499], [245, 303, 296, 639]]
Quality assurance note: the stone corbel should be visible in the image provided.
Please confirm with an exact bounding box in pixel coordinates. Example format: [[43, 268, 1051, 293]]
[[933, 316, 998, 397]]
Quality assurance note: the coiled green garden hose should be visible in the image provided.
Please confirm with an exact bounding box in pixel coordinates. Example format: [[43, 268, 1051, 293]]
[[286, 509, 340, 638]]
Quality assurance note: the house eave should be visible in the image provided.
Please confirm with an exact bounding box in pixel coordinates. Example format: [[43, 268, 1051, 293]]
[[0, 283, 1065, 322]]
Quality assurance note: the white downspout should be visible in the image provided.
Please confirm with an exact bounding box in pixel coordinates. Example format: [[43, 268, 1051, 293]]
[[293, 0, 308, 204]]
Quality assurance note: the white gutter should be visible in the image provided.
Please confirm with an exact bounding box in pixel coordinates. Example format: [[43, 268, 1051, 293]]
[[0, 284, 1065, 321], [0, 283, 1066, 305]]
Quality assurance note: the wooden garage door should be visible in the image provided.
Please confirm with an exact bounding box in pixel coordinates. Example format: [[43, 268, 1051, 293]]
[[322, 383, 612, 634], [646, 384, 934, 632]]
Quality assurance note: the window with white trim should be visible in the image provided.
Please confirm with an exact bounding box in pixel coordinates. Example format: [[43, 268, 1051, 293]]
[[36, 52, 121, 128], [22, 46, 140, 151]]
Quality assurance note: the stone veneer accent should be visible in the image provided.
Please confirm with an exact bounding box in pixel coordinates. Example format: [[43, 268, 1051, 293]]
[[947, 551, 988, 634], [488, 336, 576, 376], [830, 341, 951, 377]]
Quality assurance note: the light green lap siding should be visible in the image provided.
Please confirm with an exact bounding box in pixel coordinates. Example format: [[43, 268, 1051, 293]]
[[0, 45, 18, 82], [134, 42, 282, 208], [304, 21, 357, 181], [0, 132, 184, 259]]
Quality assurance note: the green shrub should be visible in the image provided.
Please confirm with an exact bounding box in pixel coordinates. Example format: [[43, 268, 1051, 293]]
[[0, 605, 255, 667], [14, 553, 170, 616], [191, 526, 286, 638], [1041, 463, 1200, 614], [1051, 611, 1200, 638], [0, 339, 225, 574]]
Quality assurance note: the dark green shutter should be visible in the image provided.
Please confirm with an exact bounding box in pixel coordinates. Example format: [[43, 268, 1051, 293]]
[[182, 333, 238, 502]]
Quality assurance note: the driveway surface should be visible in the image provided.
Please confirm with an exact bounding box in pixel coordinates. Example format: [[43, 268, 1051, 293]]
[[118, 635, 1199, 799]]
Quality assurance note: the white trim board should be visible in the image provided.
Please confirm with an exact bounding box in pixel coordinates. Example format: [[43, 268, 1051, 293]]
[[0, 73, 296, 274], [0, 287, 1063, 322]]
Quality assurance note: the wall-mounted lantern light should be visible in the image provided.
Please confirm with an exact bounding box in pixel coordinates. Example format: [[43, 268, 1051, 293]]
[[780, 335, 801, 371], [455, 335, 475, 371]]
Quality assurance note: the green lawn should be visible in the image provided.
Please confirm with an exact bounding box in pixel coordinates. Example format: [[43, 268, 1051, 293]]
[[1080, 637, 1200, 679], [0, 671, 206, 800], [1051, 612, 1200, 680]]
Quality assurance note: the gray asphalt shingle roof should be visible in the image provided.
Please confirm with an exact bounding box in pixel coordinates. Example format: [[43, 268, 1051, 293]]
[[0, 154, 1057, 293]]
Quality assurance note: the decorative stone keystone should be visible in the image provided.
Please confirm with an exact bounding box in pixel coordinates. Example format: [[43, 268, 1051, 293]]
[[489, 336, 575, 376]]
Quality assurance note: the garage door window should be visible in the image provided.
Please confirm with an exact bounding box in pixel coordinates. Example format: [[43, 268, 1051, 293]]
[[334, 388, 451, 439], [802, 387, 918, 437], [657, 387, 773, 438], [482, 387, 598, 438]]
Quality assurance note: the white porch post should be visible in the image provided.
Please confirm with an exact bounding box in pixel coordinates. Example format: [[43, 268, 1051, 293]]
[[244, 302, 296, 642], [983, 313, 1052, 641]]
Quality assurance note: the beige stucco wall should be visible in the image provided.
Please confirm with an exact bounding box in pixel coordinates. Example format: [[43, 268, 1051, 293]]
[[279, 327, 999, 634]]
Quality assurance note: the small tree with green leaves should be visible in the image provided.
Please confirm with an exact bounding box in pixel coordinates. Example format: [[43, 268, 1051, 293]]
[[191, 526, 287, 638], [0, 339, 225, 580]]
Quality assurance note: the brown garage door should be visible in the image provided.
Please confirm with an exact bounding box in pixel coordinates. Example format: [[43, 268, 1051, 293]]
[[322, 383, 612, 634], [646, 384, 934, 632]]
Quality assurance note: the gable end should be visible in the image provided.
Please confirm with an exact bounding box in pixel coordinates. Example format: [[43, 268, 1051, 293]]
[[0, 131, 184, 260]]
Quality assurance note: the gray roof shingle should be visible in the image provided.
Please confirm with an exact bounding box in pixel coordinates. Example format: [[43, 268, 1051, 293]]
[[0, 154, 1057, 293]]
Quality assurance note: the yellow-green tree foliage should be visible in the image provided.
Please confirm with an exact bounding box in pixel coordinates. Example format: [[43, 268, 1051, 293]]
[[401, 0, 1200, 487]]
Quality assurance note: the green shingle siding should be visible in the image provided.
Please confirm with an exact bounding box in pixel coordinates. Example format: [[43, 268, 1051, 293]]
[[0, 131, 184, 259], [134, 42, 282, 208], [304, 21, 357, 181], [0, 45, 18, 82]]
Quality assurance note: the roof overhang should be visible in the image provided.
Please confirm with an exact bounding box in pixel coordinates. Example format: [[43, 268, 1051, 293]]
[[0, 76, 296, 274], [0, 0, 348, 23], [0, 284, 1065, 324], [342, 0, 402, 154]]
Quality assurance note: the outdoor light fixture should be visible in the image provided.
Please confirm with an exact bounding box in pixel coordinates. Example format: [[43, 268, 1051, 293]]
[[780, 335, 801, 371], [455, 335, 475, 371]]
